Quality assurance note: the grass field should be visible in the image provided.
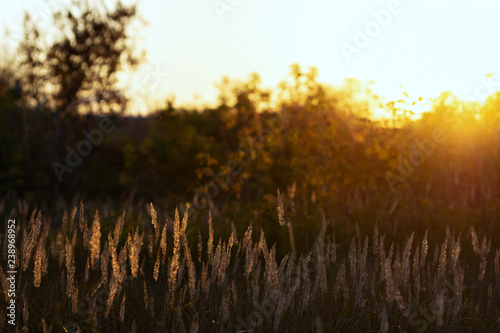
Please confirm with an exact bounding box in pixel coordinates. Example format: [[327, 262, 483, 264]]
[[1, 198, 499, 332]]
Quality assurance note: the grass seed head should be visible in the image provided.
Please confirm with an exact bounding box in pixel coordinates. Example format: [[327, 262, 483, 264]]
[[90, 210, 101, 270], [277, 188, 286, 226]]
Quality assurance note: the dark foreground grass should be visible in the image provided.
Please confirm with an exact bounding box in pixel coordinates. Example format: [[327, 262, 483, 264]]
[[0, 200, 499, 333]]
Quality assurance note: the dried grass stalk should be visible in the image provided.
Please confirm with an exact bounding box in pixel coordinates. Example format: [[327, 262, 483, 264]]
[[277, 188, 286, 226], [90, 210, 101, 271]]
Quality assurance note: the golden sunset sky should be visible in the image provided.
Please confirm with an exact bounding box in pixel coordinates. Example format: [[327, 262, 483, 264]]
[[2, 0, 500, 115]]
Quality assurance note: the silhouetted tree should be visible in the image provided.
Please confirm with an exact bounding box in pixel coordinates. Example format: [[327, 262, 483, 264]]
[[18, 0, 143, 115], [13, 0, 144, 198]]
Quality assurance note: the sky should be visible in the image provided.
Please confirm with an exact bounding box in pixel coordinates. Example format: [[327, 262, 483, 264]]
[[2, 0, 500, 115]]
